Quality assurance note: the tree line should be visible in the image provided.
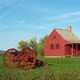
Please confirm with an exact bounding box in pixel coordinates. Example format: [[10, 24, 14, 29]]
[[17, 35, 48, 56]]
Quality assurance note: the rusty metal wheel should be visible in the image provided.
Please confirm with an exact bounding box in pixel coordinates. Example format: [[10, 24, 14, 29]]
[[4, 48, 18, 69], [18, 48, 36, 71]]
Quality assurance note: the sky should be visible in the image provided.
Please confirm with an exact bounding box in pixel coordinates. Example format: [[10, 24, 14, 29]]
[[0, 0, 80, 50]]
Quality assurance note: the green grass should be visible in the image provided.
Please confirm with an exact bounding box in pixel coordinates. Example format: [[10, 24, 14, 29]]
[[1, 55, 80, 80]]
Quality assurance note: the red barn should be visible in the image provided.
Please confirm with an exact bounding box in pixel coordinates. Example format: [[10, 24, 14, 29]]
[[44, 26, 80, 57]]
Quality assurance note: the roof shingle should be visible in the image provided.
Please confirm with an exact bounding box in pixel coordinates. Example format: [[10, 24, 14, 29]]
[[56, 29, 80, 43]]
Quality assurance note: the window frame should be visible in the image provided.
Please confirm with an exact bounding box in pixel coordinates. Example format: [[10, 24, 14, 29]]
[[56, 44, 59, 49], [50, 44, 54, 49], [54, 36, 56, 39]]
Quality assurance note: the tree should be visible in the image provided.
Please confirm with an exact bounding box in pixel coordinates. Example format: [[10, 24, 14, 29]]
[[17, 35, 48, 56], [37, 35, 48, 56], [28, 38, 38, 55], [18, 41, 29, 50]]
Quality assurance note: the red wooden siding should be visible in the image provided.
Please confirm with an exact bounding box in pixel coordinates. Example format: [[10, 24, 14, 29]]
[[44, 29, 80, 57], [44, 30, 65, 57]]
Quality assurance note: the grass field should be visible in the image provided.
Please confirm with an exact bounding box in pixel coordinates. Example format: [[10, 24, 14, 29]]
[[1, 55, 80, 80]]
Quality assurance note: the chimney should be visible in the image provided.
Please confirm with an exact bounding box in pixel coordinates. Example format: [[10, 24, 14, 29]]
[[67, 26, 72, 32]]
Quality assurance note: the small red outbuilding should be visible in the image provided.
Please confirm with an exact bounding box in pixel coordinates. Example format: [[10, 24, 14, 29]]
[[44, 26, 80, 57]]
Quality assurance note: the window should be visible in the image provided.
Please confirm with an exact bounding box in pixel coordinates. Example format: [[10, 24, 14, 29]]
[[54, 36, 56, 39], [56, 44, 59, 49], [50, 44, 54, 49]]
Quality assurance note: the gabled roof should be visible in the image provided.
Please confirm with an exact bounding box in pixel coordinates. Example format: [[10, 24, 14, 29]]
[[56, 29, 80, 43]]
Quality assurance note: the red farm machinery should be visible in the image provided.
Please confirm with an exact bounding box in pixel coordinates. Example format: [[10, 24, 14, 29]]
[[3, 48, 48, 71]]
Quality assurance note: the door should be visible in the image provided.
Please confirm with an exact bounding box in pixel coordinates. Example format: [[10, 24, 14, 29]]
[[65, 45, 71, 57]]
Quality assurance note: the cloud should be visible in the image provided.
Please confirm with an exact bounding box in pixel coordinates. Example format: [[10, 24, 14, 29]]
[[71, 11, 80, 15], [32, 24, 55, 31], [14, 20, 55, 31], [77, 32, 80, 36], [0, 19, 56, 33], [43, 11, 80, 21], [56, 17, 80, 24]]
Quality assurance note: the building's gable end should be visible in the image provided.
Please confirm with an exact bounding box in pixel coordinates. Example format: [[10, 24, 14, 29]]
[[44, 29, 65, 57], [46, 29, 65, 42]]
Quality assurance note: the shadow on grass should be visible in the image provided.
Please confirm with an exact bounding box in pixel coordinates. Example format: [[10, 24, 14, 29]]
[[33, 63, 53, 69]]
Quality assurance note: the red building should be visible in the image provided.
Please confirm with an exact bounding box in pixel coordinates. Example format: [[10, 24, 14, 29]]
[[44, 26, 80, 57]]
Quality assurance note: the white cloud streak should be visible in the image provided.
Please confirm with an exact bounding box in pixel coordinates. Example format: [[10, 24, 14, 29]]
[[43, 11, 80, 20], [77, 32, 80, 36]]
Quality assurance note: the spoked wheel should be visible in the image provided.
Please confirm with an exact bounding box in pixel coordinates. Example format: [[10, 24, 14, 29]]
[[4, 48, 18, 69], [18, 48, 36, 71]]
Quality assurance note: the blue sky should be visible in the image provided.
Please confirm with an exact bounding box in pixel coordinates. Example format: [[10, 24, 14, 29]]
[[0, 0, 80, 50]]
